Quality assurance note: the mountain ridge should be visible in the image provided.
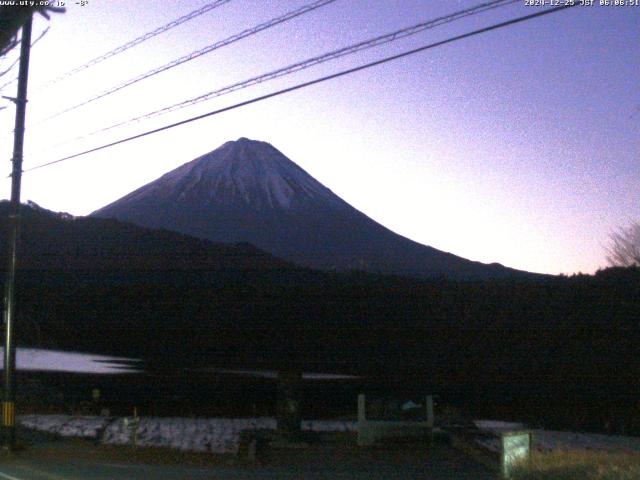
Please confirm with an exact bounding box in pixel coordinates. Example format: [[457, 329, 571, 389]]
[[93, 137, 538, 280], [0, 200, 298, 276]]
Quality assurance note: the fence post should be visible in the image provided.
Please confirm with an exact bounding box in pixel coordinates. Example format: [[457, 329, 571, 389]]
[[357, 394, 366, 423], [426, 395, 434, 429]]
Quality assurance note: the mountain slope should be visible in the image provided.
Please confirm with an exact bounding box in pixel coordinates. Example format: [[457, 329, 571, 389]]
[[93, 137, 532, 280], [0, 200, 298, 279], [2, 201, 638, 406]]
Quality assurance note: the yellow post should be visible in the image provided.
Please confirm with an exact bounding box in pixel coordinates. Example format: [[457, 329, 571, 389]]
[[2, 402, 15, 429]]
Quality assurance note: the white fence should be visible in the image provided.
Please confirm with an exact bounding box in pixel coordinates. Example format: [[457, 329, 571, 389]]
[[356, 394, 434, 446]]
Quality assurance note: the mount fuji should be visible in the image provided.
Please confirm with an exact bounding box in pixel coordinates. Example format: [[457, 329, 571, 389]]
[[93, 137, 530, 280]]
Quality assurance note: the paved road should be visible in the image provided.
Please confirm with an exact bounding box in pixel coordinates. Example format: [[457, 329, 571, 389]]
[[0, 460, 219, 480], [0, 435, 496, 479]]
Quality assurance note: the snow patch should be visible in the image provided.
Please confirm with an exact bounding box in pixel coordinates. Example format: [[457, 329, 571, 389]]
[[19, 415, 357, 454], [475, 419, 640, 453], [22, 413, 640, 456], [21, 414, 640, 455], [474, 420, 525, 434]]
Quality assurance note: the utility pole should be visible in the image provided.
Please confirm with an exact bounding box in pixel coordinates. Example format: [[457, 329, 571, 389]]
[[2, 13, 33, 451]]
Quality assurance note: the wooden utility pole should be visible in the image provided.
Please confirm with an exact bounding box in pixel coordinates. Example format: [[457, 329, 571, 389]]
[[2, 13, 33, 451]]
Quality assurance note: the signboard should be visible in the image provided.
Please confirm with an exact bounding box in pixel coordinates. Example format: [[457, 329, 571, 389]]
[[501, 431, 531, 478]]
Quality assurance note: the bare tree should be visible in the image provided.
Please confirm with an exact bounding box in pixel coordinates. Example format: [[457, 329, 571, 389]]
[[606, 222, 640, 267]]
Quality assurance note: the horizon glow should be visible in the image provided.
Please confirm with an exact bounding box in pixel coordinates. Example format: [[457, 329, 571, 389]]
[[0, 0, 637, 275]]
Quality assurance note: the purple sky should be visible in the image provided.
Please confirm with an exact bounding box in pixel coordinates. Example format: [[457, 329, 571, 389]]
[[0, 0, 637, 275]]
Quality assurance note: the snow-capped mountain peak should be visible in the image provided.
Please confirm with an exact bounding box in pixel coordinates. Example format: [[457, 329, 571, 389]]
[[93, 138, 531, 280], [154, 138, 343, 211]]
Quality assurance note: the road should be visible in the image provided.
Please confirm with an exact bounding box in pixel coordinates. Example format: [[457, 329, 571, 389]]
[[0, 432, 496, 479], [0, 460, 219, 480]]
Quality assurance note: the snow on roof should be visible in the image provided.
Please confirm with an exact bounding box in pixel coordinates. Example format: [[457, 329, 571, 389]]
[[0, 348, 140, 374]]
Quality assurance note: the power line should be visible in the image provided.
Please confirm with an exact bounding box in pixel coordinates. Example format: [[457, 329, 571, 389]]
[[39, 0, 338, 123], [0, 56, 22, 83], [0, 69, 18, 92], [0, 37, 19, 58], [0, 27, 49, 92], [24, 4, 578, 174], [53, 0, 517, 146], [37, 0, 233, 89]]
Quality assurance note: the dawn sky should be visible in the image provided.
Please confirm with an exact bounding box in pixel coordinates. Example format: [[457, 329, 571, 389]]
[[0, 0, 637, 275]]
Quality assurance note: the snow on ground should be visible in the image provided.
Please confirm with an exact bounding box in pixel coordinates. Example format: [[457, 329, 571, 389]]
[[474, 420, 525, 434], [19, 414, 111, 439], [18, 415, 357, 454], [19, 414, 640, 455], [474, 420, 640, 454]]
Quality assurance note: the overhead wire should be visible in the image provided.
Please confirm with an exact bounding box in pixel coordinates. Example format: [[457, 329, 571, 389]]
[[0, 67, 18, 92], [0, 51, 23, 83], [50, 0, 518, 148], [24, 3, 578, 173], [0, 27, 49, 92], [37, 0, 234, 89], [0, 37, 19, 58], [38, 0, 338, 123]]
